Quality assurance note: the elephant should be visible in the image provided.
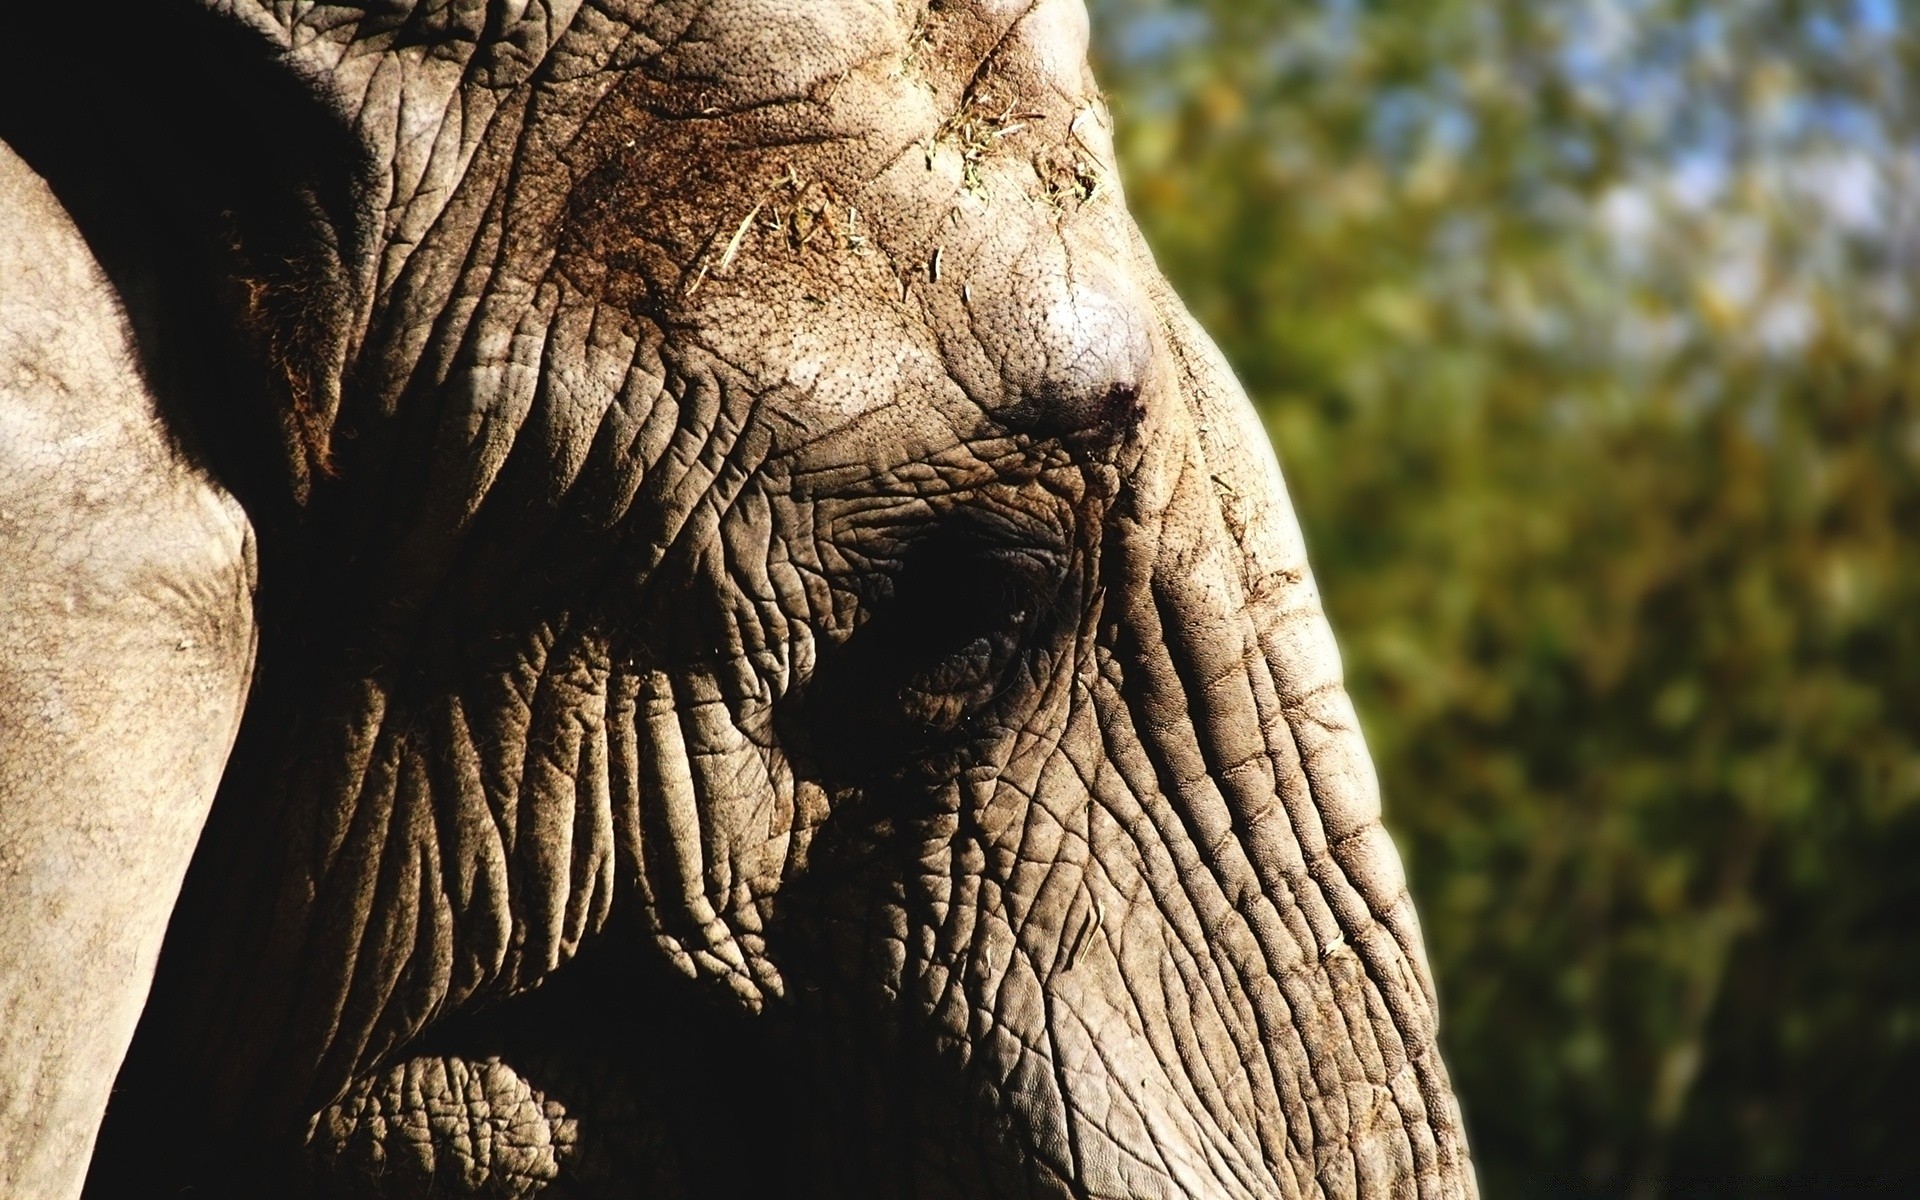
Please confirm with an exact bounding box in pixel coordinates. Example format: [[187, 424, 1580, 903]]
[[0, 1, 1476, 1197]]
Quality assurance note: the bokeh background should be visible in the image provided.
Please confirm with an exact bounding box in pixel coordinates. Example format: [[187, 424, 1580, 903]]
[[1086, 1, 1920, 1194]]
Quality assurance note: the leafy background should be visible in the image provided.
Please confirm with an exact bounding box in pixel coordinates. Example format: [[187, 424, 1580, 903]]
[[1086, 0, 1920, 1194]]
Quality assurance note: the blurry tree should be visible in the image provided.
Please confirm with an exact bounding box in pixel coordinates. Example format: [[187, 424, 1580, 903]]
[[1088, 0, 1920, 1194]]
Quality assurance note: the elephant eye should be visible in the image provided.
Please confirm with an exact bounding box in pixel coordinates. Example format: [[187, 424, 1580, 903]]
[[805, 522, 1069, 776], [890, 542, 1047, 695]]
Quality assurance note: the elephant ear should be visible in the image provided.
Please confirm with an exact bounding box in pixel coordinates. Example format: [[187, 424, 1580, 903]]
[[0, 10, 471, 1186], [0, 139, 258, 1200]]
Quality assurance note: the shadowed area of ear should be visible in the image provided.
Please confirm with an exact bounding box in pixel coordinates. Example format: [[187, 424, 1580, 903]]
[[0, 3, 371, 517]]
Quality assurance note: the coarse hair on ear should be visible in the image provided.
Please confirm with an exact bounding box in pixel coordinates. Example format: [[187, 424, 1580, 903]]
[[0, 1, 374, 520]]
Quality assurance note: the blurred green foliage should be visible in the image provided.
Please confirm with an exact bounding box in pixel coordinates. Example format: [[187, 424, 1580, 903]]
[[1088, 0, 1920, 1193]]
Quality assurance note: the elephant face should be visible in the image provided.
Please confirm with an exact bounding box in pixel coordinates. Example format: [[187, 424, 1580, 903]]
[[23, 2, 1473, 1197]]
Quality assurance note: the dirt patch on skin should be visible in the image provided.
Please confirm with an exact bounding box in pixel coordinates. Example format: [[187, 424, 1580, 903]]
[[930, 73, 1050, 197], [555, 60, 919, 317]]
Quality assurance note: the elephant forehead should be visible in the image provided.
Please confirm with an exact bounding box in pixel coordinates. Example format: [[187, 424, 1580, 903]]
[[639, 0, 1090, 108], [646, 0, 910, 103]]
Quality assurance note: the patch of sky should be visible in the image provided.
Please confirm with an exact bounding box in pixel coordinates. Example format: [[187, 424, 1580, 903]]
[[1667, 151, 1728, 211], [1368, 88, 1432, 163], [1316, 0, 1365, 59], [1554, 0, 1647, 83], [1598, 184, 1658, 250], [1252, 1, 1362, 82], [1780, 147, 1886, 233], [1814, 97, 1887, 148], [1853, 0, 1898, 37], [1365, 74, 1479, 173], [1803, 11, 1850, 55], [1106, 6, 1210, 66], [1755, 295, 1818, 354], [1431, 104, 1479, 157]]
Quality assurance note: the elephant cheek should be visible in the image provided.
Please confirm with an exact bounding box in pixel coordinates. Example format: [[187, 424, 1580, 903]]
[[611, 664, 826, 1009]]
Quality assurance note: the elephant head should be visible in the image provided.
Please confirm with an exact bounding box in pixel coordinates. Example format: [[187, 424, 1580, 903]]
[[0, 2, 1474, 1197]]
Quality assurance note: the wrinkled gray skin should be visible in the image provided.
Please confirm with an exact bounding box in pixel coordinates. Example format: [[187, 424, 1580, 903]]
[[0, 2, 1475, 1198]]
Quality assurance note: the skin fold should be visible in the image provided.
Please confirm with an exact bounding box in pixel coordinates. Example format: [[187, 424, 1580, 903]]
[[0, 2, 1476, 1197]]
